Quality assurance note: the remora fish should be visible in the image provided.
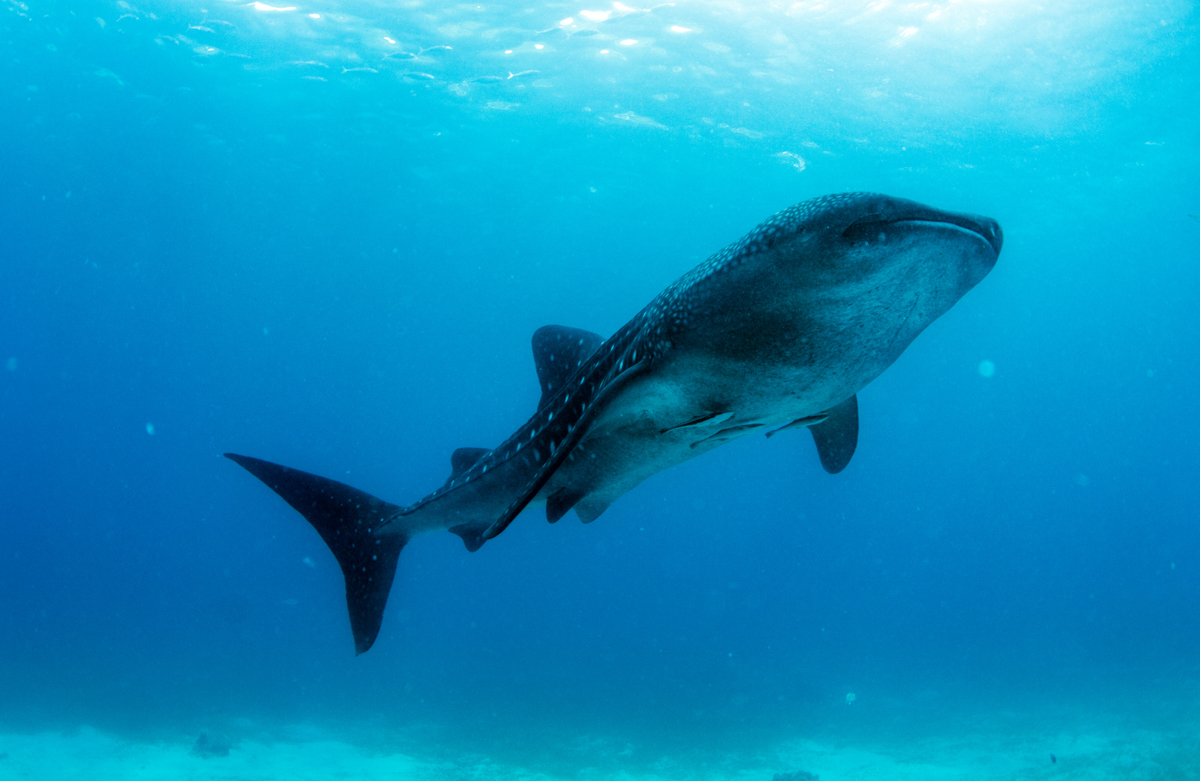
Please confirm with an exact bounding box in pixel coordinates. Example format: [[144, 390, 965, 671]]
[[226, 192, 1002, 654]]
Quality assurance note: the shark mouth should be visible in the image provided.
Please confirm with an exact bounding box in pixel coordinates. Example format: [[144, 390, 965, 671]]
[[843, 210, 1003, 257]]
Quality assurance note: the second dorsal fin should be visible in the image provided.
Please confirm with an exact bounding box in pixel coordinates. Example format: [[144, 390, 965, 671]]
[[449, 447, 490, 480], [531, 325, 605, 409]]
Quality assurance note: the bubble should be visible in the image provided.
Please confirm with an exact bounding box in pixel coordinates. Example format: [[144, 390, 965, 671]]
[[846, 692, 856, 705], [977, 359, 996, 378], [146, 423, 155, 435]]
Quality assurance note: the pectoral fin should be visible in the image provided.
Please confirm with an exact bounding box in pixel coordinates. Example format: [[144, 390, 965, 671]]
[[809, 395, 858, 474]]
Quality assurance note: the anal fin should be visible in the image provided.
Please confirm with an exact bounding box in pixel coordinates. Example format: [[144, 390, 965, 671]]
[[449, 520, 490, 552]]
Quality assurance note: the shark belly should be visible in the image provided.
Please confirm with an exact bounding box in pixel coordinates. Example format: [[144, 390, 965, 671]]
[[537, 350, 851, 519]]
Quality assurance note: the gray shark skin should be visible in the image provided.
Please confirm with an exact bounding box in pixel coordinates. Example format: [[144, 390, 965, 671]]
[[226, 192, 1002, 654]]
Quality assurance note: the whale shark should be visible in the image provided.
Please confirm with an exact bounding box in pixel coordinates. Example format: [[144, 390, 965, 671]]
[[226, 192, 1002, 654]]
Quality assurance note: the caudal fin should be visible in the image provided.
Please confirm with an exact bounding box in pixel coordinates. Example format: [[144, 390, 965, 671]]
[[224, 453, 407, 655]]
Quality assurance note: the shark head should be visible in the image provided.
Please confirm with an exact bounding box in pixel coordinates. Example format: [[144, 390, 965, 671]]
[[796, 192, 1002, 314], [662, 192, 1002, 400]]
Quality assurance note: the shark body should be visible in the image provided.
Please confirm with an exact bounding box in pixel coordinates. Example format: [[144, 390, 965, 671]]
[[227, 192, 1002, 654]]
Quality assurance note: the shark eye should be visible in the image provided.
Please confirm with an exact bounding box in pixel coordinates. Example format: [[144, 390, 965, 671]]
[[842, 214, 889, 244]]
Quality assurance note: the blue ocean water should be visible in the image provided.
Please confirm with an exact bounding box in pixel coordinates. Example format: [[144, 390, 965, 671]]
[[1, 0, 1199, 777]]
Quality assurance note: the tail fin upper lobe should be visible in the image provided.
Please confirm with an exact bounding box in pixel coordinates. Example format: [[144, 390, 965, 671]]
[[224, 453, 407, 655]]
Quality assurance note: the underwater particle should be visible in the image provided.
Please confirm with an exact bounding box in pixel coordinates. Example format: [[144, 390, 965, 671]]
[[1050, 753, 1057, 763], [775, 151, 806, 172], [845, 692, 856, 705], [94, 68, 125, 86], [612, 111, 668, 129], [977, 359, 996, 378], [303, 556, 316, 568], [4, 357, 15, 371], [145, 423, 155, 436]]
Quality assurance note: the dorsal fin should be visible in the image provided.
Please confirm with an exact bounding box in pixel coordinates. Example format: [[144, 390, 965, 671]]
[[532, 325, 604, 410], [449, 447, 490, 480], [809, 394, 859, 474]]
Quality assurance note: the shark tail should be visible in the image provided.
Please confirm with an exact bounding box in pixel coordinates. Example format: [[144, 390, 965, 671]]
[[224, 453, 408, 655]]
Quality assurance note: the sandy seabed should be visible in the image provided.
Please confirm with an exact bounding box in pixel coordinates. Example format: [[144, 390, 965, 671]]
[[0, 712, 1196, 781]]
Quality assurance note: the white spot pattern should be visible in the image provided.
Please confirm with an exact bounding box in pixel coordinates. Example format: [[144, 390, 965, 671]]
[[398, 193, 883, 514]]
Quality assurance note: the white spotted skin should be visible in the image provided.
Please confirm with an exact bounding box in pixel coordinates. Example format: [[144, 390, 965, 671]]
[[391, 193, 1001, 539]]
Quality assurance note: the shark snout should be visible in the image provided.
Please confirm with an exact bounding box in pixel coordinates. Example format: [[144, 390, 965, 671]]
[[969, 215, 1003, 257]]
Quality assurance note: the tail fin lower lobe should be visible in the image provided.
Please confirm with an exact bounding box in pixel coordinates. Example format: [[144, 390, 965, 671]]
[[224, 453, 406, 655]]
